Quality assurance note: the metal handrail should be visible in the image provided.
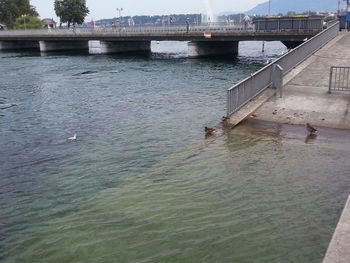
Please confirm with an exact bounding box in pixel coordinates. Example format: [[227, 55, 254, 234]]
[[329, 66, 350, 93], [0, 24, 254, 36], [253, 17, 324, 32], [0, 18, 324, 37], [227, 21, 340, 116]]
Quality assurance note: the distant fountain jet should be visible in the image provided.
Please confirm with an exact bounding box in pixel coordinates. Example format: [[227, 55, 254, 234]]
[[202, 0, 216, 23]]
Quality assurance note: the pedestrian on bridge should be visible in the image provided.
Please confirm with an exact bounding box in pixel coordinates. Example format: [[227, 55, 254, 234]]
[[186, 19, 190, 33]]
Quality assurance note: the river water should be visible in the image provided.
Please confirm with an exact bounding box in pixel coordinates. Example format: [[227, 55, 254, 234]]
[[1, 41, 350, 263]]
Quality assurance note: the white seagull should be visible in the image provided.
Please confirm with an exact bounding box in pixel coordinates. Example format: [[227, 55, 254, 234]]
[[68, 134, 77, 141]]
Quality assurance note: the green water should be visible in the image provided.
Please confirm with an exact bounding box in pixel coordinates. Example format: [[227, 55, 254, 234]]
[[1, 41, 349, 262], [5, 121, 350, 263]]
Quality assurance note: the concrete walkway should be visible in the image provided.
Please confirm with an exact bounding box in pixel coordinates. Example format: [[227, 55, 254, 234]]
[[209, 32, 350, 262], [246, 32, 350, 263], [252, 32, 350, 129], [323, 195, 350, 263]]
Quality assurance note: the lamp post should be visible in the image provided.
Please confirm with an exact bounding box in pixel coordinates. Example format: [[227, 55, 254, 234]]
[[344, 0, 350, 31], [116, 8, 123, 25], [262, 1, 271, 52], [22, 15, 27, 30], [345, 0, 350, 30]]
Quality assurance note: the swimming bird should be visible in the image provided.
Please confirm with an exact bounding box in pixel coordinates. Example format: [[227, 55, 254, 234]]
[[262, 60, 270, 65], [68, 134, 77, 140], [205, 127, 215, 137], [73, 71, 98, 76], [221, 116, 230, 122], [306, 123, 317, 134], [221, 116, 231, 129]]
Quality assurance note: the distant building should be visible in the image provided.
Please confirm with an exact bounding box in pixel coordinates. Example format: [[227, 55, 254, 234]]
[[0, 24, 6, 30], [41, 18, 56, 29]]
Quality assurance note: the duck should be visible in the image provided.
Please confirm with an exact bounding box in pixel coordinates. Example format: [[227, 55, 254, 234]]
[[221, 116, 230, 122], [205, 127, 215, 137], [221, 116, 232, 129], [306, 123, 317, 134]]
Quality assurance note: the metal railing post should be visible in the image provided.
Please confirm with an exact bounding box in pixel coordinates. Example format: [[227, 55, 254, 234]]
[[227, 89, 230, 117], [329, 67, 334, 94], [272, 64, 284, 98], [329, 66, 350, 93]]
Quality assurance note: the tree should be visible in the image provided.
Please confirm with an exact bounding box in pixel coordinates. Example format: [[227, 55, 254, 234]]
[[15, 15, 41, 29], [54, 0, 89, 28], [0, 0, 38, 29]]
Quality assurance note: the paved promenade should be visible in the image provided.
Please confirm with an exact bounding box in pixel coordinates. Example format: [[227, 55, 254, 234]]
[[247, 32, 350, 262], [252, 32, 350, 129], [224, 32, 350, 263]]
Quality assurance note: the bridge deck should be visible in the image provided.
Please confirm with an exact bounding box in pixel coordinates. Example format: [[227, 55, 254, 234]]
[[0, 26, 319, 42]]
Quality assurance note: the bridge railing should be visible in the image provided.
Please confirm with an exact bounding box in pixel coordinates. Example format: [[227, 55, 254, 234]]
[[227, 21, 340, 116], [0, 24, 254, 36], [0, 18, 324, 37], [253, 17, 324, 32]]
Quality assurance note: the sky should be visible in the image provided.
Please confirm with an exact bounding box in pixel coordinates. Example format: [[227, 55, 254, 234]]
[[30, 0, 267, 21]]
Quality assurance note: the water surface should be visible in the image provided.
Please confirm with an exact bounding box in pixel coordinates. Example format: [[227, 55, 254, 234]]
[[1, 41, 348, 263]]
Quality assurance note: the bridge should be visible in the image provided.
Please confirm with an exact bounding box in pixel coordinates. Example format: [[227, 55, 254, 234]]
[[0, 18, 324, 58]]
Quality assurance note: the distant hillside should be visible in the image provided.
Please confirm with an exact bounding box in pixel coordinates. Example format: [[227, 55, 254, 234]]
[[246, 0, 343, 15]]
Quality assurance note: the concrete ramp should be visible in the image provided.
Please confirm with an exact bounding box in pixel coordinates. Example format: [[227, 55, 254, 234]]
[[323, 195, 350, 263], [252, 33, 350, 130]]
